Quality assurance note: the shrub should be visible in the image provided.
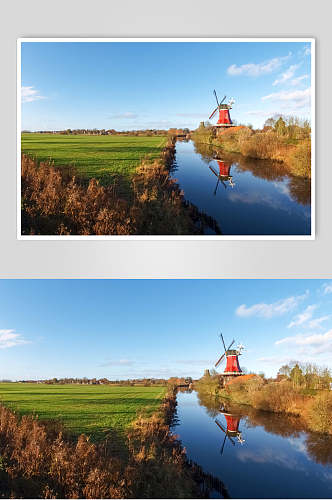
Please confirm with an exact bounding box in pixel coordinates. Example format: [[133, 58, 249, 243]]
[[0, 392, 202, 499], [287, 138, 311, 178], [21, 144, 204, 236], [306, 392, 332, 433]]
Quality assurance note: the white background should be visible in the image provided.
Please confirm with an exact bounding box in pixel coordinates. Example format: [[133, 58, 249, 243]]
[[1, 0, 331, 278]]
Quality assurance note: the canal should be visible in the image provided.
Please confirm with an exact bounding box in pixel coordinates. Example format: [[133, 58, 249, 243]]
[[170, 140, 311, 235], [172, 391, 332, 498]]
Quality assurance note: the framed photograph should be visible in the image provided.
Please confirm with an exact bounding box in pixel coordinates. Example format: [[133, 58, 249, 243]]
[[17, 38, 315, 239], [1, 278, 331, 499]]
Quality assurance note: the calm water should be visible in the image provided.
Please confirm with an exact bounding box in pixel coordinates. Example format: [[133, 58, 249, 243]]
[[172, 391, 332, 498], [170, 140, 311, 235]]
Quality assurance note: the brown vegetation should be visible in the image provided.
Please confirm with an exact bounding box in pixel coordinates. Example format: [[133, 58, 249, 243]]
[[0, 391, 202, 498], [196, 362, 332, 436], [21, 140, 212, 236], [193, 116, 311, 178]]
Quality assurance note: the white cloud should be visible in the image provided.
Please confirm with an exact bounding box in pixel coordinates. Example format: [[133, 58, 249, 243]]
[[175, 359, 211, 365], [21, 86, 46, 103], [272, 64, 300, 86], [176, 113, 207, 118], [289, 74, 309, 86], [322, 282, 332, 295], [0, 329, 30, 349], [308, 315, 330, 329], [275, 329, 332, 355], [227, 54, 290, 77], [245, 110, 276, 117], [108, 112, 138, 119], [236, 291, 308, 319], [288, 304, 317, 328], [99, 359, 135, 367], [261, 88, 311, 111]]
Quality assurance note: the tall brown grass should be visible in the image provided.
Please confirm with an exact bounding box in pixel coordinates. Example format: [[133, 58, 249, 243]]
[[0, 391, 202, 498], [21, 141, 210, 236]]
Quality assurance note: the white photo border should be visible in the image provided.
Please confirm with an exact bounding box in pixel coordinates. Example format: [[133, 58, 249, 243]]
[[17, 37, 315, 241]]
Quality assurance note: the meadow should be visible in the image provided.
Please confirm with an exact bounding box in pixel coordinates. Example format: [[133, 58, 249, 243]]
[[21, 134, 168, 194], [0, 383, 166, 440]]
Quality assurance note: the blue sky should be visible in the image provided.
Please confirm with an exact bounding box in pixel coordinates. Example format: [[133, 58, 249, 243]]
[[1, 279, 331, 381], [21, 41, 312, 130]]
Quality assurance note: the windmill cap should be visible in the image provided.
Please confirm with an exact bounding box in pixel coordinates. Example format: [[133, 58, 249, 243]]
[[226, 349, 239, 355]]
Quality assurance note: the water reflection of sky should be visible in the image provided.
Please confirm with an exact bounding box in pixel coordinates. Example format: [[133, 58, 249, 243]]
[[173, 391, 332, 498], [171, 141, 311, 235]]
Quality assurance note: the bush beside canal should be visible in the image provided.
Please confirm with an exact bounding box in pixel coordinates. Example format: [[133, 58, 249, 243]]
[[21, 138, 213, 236], [192, 115, 311, 178], [195, 363, 332, 435], [0, 389, 203, 499]]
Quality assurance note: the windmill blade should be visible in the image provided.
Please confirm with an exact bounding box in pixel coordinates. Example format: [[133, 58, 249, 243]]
[[215, 353, 225, 367], [228, 434, 236, 446], [215, 418, 227, 434], [226, 339, 235, 351], [209, 165, 219, 178], [213, 177, 220, 196], [220, 333, 227, 353], [213, 89, 220, 108], [209, 107, 218, 120], [220, 95, 227, 104], [220, 433, 227, 456]]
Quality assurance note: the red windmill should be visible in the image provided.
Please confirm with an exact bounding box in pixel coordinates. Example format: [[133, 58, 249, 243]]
[[209, 90, 235, 127], [215, 333, 244, 376]]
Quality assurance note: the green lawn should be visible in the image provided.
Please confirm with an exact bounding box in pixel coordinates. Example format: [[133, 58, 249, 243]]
[[0, 383, 166, 441], [21, 133, 168, 194]]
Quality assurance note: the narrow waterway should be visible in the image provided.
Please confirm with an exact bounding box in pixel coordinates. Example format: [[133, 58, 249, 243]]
[[172, 391, 332, 498], [170, 140, 311, 235]]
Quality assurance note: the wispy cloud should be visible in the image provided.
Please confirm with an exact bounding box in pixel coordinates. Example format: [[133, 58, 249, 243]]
[[176, 113, 207, 119], [288, 304, 317, 328], [289, 74, 309, 86], [272, 64, 300, 86], [175, 359, 211, 365], [261, 88, 311, 110], [308, 316, 331, 329], [227, 54, 290, 77], [322, 282, 332, 295], [236, 291, 308, 319], [99, 359, 135, 367], [21, 86, 46, 103], [275, 329, 332, 355], [245, 110, 275, 118], [0, 329, 30, 349], [107, 112, 138, 119]]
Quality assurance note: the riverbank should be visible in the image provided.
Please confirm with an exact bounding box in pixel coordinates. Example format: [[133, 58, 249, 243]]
[[192, 119, 311, 178], [21, 137, 209, 236], [0, 389, 203, 498], [195, 374, 332, 435]]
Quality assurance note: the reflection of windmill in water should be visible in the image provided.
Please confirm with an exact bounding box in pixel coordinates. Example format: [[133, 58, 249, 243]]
[[215, 408, 245, 456], [209, 159, 235, 194]]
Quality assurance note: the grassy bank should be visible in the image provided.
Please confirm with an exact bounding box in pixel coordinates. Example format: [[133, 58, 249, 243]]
[[21, 134, 168, 195], [195, 370, 332, 435], [0, 383, 166, 441], [0, 389, 202, 498], [21, 137, 208, 235], [192, 116, 311, 178]]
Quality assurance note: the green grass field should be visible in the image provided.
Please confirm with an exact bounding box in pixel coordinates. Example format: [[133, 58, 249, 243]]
[[0, 383, 166, 441], [21, 133, 168, 193]]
